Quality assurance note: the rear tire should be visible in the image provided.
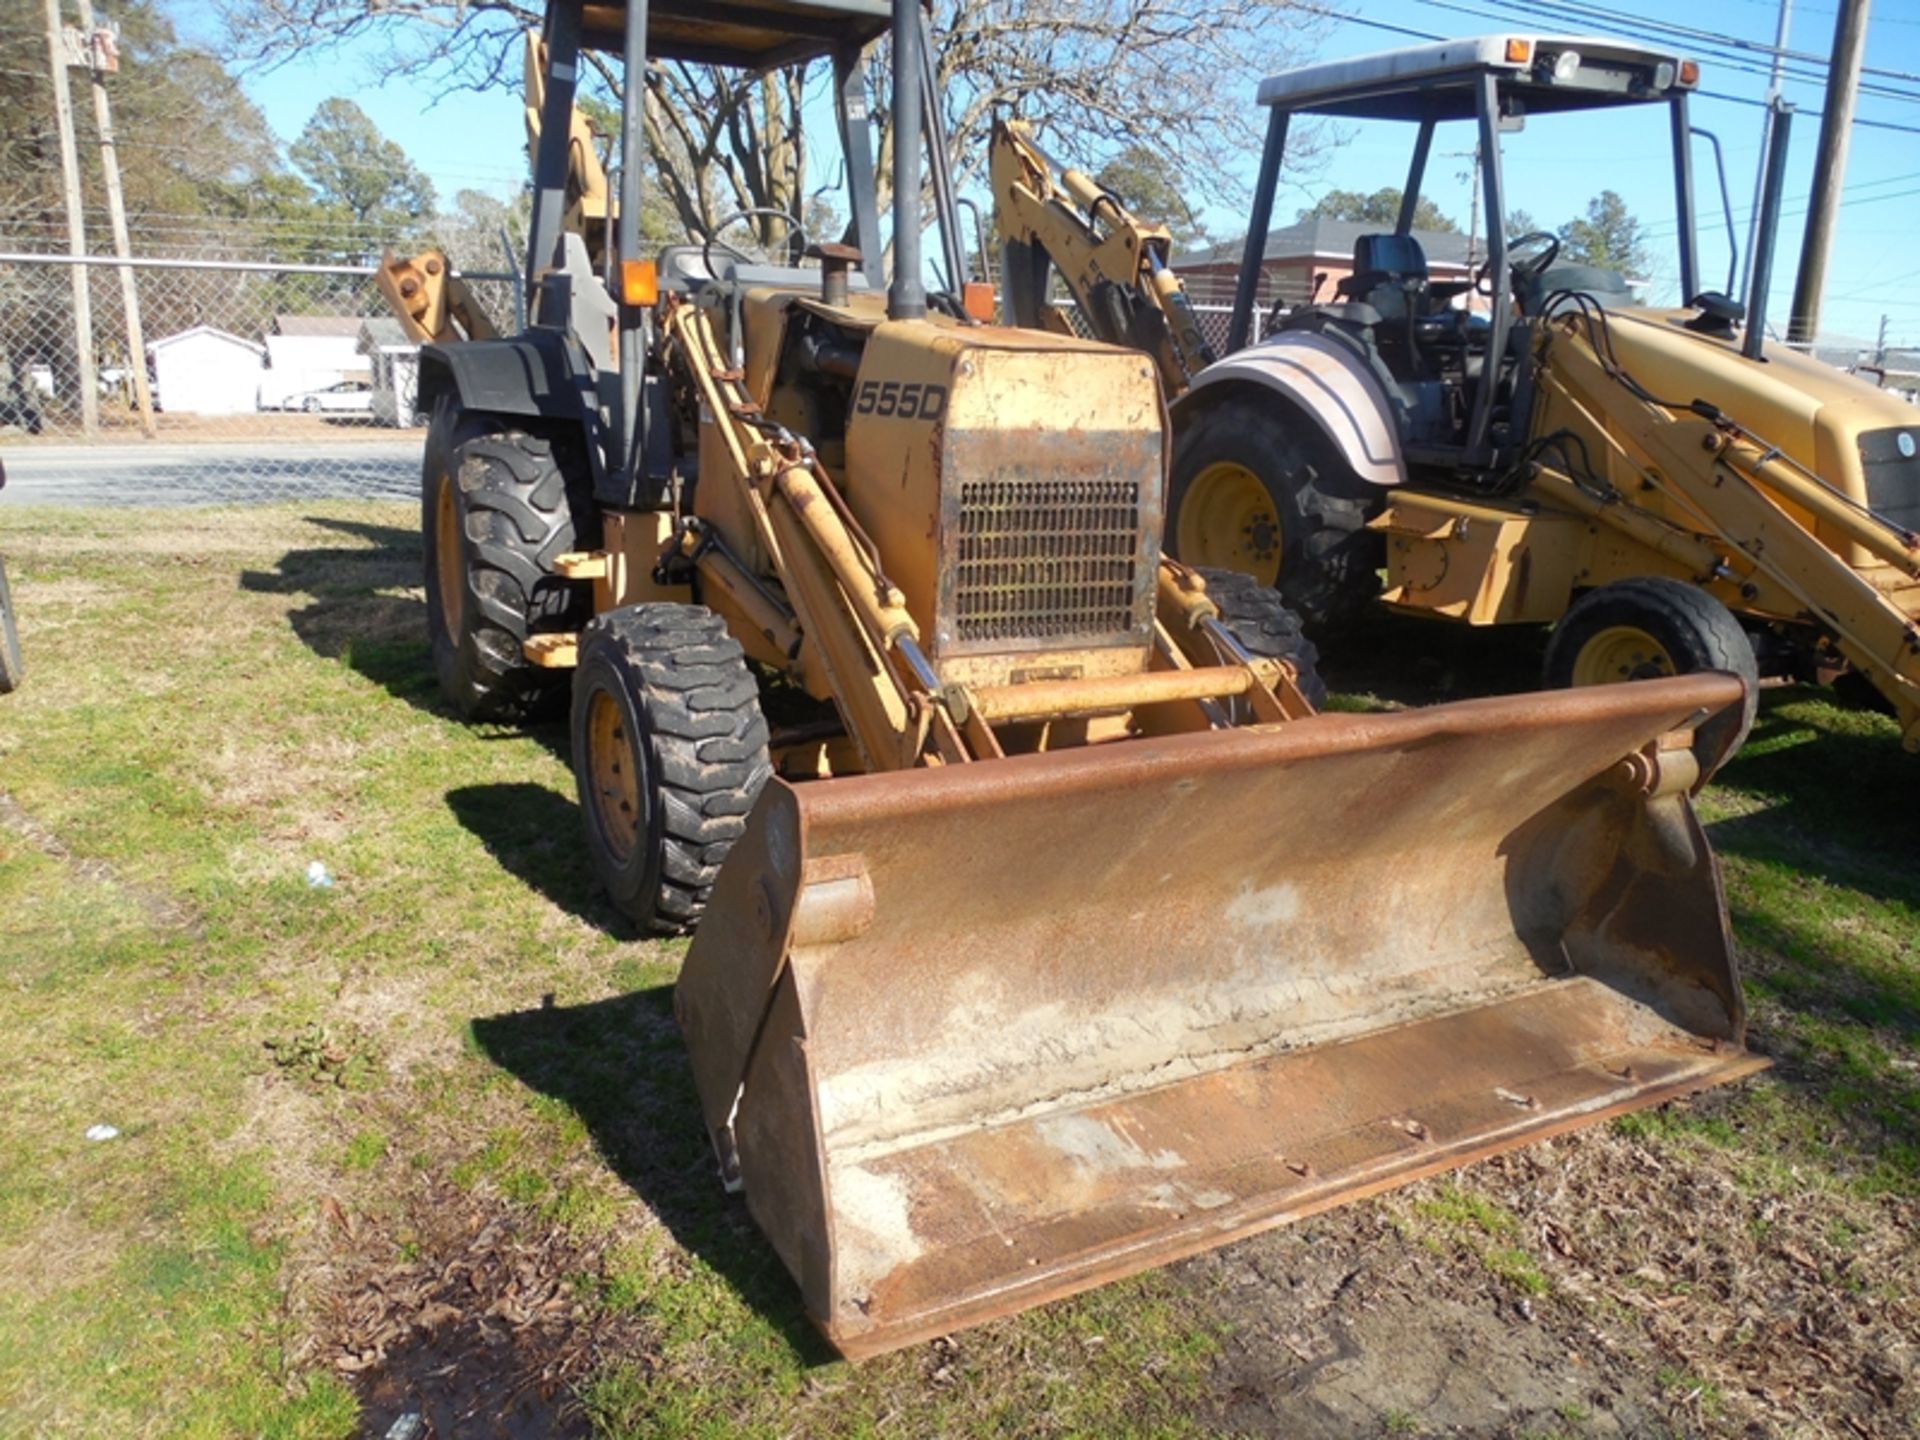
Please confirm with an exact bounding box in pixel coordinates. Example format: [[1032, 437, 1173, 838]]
[[1168, 394, 1382, 630], [1195, 566, 1326, 710], [1544, 577, 1758, 779], [571, 604, 772, 934], [0, 557, 21, 695], [422, 398, 594, 722]]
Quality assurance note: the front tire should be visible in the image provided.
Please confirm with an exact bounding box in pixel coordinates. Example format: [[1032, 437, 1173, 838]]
[[421, 398, 593, 722], [1168, 395, 1382, 630], [0, 557, 22, 695], [1195, 566, 1326, 710], [571, 604, 771, 934], [1544, 576, 1758, 778]]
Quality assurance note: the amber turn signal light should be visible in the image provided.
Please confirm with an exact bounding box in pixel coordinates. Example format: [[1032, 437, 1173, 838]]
[[620, 259, 658, 307]]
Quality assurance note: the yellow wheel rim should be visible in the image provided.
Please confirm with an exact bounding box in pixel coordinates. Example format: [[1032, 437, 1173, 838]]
[[1571, 625, 1677, 686], [586, 689, 641, 862], [433, 469, 464, 636], [1176, 461, 1283, 587]]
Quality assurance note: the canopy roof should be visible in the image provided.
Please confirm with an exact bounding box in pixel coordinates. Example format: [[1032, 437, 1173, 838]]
[[1257, 35, 1696, 121], [576, 0, 890, 68]]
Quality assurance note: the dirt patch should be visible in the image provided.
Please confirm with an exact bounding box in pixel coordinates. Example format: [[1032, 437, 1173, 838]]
[[319, 1183, 655, 1440], [1184, 1119, 1918, 1438], [1191, 1205, 1669, 1437]]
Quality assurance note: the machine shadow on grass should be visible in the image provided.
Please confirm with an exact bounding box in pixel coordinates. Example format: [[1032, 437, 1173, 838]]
[[239, 514, 430, 693], [469, 985, 840, 1367], [239, 514, 576, 760], [1701, 696, 1920, 1183], [1708, 699, 1920, 911], [445, 782, 630, 938]]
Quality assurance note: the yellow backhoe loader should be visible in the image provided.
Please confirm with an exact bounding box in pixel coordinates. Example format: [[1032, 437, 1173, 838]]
[[993, 39, 1920, 762], [415, 0, 1762, 1360]]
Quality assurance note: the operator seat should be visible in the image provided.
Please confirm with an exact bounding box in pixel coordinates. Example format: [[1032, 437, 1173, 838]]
[[1335, 234, 1430, 320]]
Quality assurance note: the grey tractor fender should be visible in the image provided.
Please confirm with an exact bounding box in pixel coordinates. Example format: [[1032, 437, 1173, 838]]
[[1175, 331, 1406, 487], [416, 326, 599, 426]]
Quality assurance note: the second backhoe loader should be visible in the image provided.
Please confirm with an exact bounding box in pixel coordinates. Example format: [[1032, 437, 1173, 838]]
[[993, 39, 1920, 761], [416, 0, 1763, 1361]]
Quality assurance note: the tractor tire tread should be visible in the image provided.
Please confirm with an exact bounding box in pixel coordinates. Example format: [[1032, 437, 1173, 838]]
[[574, 604, 771, 933], [1169, 396, 1383, 631], [424, 403, 594, 723], [1195, 566, 1329, 710], [1544, 575, 1759, 778]]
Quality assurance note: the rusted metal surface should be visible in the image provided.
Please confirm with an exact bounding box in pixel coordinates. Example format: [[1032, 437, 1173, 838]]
[[676, 673, 1763, 1359]]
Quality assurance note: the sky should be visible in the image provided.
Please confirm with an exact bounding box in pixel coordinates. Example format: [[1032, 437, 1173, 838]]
[[170, 0, 1920, 350]]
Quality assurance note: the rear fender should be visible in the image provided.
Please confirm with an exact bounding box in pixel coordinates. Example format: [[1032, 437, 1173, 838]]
[[1179, 331, 1405, 486], [417, 329, 597, 426]]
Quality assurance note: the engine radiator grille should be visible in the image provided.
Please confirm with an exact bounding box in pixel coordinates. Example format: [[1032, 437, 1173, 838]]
[[953, 478, 1146, 644]]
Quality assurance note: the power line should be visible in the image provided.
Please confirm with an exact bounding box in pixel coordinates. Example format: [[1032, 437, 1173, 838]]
[[1294, 3, 1447, 43], [1639, 181, 1920, 240]]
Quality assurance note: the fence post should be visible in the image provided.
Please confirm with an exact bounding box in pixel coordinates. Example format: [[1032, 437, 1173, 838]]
[[75, 0, 154, 438], [41, 0, 99, 437]]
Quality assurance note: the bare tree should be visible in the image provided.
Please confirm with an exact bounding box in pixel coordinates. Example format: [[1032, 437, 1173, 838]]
[[920, 0, 1322, 205], [218, 0, 1322, 253]]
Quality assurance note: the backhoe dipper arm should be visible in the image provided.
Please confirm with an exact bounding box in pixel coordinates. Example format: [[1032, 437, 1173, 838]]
[[988, 119, 1214, 394]]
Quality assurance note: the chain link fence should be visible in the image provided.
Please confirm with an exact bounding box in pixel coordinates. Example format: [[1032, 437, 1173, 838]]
[[0, 246, 515, 506], [2, 237, 1290, 509]]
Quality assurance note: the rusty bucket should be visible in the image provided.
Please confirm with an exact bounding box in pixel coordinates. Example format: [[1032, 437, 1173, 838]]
[[675, 673, 1765, 1359]]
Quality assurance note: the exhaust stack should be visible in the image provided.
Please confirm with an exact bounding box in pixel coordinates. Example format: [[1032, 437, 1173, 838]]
[[886, 0, 927, 320]]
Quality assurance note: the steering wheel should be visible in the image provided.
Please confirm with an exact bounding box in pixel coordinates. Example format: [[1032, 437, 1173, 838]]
[[700, 207, 813, 280], [1475, 231, 1561, 295]]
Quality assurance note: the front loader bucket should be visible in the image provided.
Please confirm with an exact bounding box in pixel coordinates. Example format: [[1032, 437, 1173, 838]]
[[675, 674, 1765, 1360]]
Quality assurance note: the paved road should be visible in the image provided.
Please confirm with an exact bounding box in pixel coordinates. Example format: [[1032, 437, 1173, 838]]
[[0, 440, 422, 506]]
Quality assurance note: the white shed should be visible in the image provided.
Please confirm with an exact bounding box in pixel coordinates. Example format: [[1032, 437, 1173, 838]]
[[261, 315, 371, 410], [145, 326, 266, 416], [358, 317, 424, 427]]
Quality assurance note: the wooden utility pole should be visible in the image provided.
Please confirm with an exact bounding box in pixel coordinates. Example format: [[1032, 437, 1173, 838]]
[[42, 0, 98, 437], [73, 0, 153, 436], [1788, 0, 1872, 346]]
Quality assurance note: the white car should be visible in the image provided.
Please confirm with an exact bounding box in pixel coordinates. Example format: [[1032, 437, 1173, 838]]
[[288, 380, 373, 415]]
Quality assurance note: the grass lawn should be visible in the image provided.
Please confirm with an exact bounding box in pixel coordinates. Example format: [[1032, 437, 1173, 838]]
[[0, 502, 1913, 1438]]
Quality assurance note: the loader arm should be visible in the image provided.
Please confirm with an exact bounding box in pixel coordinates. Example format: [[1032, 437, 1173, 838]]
[[989, 120, 1214, 395], [1539, 324, 1920, 752]]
